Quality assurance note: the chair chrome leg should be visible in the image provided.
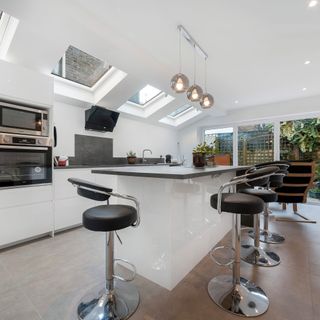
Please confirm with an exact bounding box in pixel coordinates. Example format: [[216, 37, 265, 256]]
[[77, 232, 140, 320], [276, 211, 317, 224], [208, 214, 269, 317], [241, 214, 280, 267], [249, 203, 285, 244]]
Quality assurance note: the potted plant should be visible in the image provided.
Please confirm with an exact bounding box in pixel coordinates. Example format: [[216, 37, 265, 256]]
[[193, 142, 213, 168], [281, 119, 320, 160], [126, 151, 137, 164]]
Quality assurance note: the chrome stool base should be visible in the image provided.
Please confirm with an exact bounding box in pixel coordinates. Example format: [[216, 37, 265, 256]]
[[248, 229, 285, 244], [208, 275, 269, 317], [241, 244, 280, 267], [77, 279, 139, 320]]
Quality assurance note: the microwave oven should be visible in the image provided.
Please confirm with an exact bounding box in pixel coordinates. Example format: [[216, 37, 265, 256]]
[[0, 101, 49, 136]]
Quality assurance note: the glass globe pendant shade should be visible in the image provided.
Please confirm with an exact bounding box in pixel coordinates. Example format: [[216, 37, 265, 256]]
[[187, 84, 203, 102], [170, 73, 189, 93], [200, 93, 214, 109]]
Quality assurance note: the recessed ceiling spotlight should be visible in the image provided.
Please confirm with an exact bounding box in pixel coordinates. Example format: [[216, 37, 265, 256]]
[[304, 60, 311, 65], [302, 87, 307, 91], [234, 100, 239, 104], [308, 0, 318, 8]]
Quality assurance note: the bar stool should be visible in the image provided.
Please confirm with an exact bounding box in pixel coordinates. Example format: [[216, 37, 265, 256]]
[[243, 161, 289, 244], [68, 178, 140, 320], [208, 166, 278, 317]]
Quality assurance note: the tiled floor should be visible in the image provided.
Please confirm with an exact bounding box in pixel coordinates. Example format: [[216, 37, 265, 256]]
[[0, 203, 319, 320]]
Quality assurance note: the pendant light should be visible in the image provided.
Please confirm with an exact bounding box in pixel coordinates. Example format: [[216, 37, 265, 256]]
[[200, 57, 214, 109], [187, 46, 203, 102], [170, 28, 189, 93]]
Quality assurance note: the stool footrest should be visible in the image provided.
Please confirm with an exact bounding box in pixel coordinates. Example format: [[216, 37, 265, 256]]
[[114, 258, 136, 282], [210, 245, 235, 267]]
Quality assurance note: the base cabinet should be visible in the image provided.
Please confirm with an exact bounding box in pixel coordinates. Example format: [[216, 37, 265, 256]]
[[0, 201, 53, 247], [53, 168, 117, 232], [0, 168, 117, 248], [54, 197, 97, 231]]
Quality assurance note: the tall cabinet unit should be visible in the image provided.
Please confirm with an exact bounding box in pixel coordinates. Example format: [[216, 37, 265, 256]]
[[0, 60, 54, 248]]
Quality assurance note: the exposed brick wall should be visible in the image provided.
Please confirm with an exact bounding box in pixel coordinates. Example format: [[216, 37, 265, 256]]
[[53, 45, 111, 87]]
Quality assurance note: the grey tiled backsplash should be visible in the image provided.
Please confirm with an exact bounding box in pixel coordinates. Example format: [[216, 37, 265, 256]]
[[67, 134, 162, 166], [70, 134, 113, 165]]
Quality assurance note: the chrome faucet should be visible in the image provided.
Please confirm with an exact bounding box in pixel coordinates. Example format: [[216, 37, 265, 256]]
[[142, 149, 152, 163]]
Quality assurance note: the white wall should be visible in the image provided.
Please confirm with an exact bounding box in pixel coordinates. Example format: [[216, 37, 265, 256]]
[[53, 101, 178, 159], [178, 95, 320, 165]]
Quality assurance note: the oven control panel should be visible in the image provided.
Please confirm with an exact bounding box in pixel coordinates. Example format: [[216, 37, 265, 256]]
[[0, 133, 52, 147]]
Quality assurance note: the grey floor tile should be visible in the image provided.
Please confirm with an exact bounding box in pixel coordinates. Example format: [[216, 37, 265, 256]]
[[0, 203, 319, 320]]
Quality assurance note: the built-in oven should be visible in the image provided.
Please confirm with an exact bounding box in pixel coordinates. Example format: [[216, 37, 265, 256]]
[[0, 133, 52, 188], [0, 101, 49, 136]]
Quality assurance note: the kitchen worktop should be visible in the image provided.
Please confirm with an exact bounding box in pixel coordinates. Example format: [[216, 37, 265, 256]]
[[54, 163, 170, 169], [92, 165, 247, 179]]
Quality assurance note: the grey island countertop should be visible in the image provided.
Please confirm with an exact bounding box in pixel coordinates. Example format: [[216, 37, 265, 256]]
[[92, 165, 248, 180]]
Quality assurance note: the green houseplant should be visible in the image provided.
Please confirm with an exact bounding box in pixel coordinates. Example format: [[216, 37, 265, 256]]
[[281, 118, 320, 158], [192, 142, 213, 168], [126, 151, 137, 164]]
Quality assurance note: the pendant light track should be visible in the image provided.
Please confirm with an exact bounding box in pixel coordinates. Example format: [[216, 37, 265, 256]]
[[170, 24, 214, 109]]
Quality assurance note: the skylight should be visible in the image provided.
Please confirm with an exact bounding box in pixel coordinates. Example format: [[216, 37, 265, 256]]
[[128, 85, 162, 106], [52, 45, 111, 88], [159, 106, 202, 127], [168, 104, 194, 119], [0, 10, 19, 59]]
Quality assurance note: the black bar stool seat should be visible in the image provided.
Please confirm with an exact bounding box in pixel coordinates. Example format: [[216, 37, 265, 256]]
[[211, 193, 264, 214], [239, 188, 278, 203], [83, 205, 137, 232]]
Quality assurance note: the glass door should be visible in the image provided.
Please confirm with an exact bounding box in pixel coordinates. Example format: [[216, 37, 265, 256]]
[[204, 127, 234, 165], [0, 146, 52, 187], [280, 117, 320, 204], [238, 123, 274, 166]]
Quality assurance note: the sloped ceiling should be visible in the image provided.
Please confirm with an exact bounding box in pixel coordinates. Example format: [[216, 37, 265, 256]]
[[1, 0, 320, 129]]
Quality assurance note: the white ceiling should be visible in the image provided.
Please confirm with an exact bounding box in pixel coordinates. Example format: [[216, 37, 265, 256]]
[[1, 0, 320, 128]]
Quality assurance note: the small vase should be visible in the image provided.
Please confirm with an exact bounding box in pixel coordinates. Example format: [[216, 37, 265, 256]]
[[193, 152, 206, 168]]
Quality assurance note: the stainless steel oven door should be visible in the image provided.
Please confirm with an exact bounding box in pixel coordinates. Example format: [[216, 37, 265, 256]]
[[0, 145, 52, 188]]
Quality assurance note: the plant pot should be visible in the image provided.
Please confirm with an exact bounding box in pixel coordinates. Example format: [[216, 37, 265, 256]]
[[206, 155, 215, 167], [193, 152, 206, 168], [127, 157, 137, 165], [214, 153, 231, 165]]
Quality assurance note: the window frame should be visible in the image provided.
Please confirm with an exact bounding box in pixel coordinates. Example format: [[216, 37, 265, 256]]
[[127, 85, 163, 107], [168, 104, 194, 119]]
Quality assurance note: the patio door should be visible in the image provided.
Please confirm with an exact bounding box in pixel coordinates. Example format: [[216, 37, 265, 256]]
[[237, 123, 274, 166]]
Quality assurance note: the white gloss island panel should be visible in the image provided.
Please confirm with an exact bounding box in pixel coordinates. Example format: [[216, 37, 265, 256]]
[[94, 171, 234, 290]]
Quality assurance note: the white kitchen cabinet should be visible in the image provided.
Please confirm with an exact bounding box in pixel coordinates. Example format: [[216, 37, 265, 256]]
[[53, 168, 117, 232], [0, 201, 53, 247], [0, 185, 54, 248], [54, 197, 97, 230], [0, 185, 53, 209]]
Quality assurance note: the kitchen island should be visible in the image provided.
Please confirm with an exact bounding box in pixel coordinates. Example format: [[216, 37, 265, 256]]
[[92, 165, 246, 290]]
